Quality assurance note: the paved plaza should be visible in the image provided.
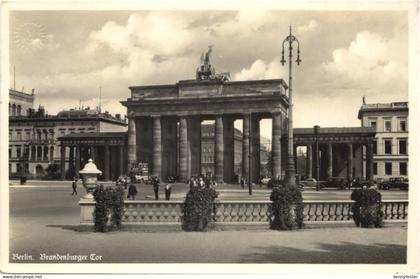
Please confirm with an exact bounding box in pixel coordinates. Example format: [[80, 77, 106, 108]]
[[8, 181, 408, 264]]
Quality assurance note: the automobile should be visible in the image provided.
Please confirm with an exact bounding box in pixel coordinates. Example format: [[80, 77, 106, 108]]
[[260, 177, 271, 185], [298, 178, 318, 188], [379, 177, 409, 190], [319, 177, 347, 190], [351, 178, 374, 189], [167, 175, 179, 183]]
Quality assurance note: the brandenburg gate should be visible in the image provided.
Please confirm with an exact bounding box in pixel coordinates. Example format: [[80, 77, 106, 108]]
[[121, 47, 289, 183]]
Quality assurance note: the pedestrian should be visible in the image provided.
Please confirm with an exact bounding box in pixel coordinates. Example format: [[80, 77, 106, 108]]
[[153, 177, 160, 200], [199, 177, 205, 188], [71, 178, 78, 195], [240, 177, 245, 189], [165, 183, 172, 200], [127, 183, 137, 200]]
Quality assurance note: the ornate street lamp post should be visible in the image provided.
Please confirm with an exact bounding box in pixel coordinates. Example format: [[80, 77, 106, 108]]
[[281, 26, 301, 187]]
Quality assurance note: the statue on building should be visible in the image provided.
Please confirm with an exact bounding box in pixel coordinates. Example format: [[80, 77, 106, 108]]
[[196, 46, 230, 82]]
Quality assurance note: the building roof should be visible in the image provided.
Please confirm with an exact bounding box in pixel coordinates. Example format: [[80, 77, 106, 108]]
[[58, 132, 127, 140], [294, 127, 376, 135], [9, 89, 35, 102], [358, 102, 408, 119]]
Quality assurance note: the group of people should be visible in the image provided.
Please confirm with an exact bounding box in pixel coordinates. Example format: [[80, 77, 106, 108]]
[[188, 174, 217, 189], [125, 175, 173, 201]]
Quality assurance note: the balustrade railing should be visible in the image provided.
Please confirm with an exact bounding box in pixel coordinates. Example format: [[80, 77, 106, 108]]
[[119, 200, 408, 225]]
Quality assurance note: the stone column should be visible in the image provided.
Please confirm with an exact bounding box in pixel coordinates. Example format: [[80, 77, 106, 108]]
[[271, 112, 282, 180], [366, 142, 373, 182], [152, 116, 162, 179], [90, 147, 96, 161], [223, 115, 235, 182], [251, 115, 260, 183], [314, 142, 320, 182], [179, 117, 188, 181], [214, 115, 224, 183], [306, 144, 313, 178], [75, 146, 81, 180], [187, 117, 202, 178], [242, 113, 250, 182], [69, 146, 75, 177], [360, 144, 364, 179], [60, 145, 66, 180], [104, 144, 110, 181], [347, 143, 353, 183], [327, 143, 333, 179], [119, 145, 124, 177], [127, 116, 137, 170]]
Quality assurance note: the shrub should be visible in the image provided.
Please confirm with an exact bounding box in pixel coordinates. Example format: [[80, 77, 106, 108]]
[[43, 164, 61, 180], [350, 187, 384, 228], [181, 187, 219, 231], [93, 184, 125, 232], [269, 180, 304, 230]]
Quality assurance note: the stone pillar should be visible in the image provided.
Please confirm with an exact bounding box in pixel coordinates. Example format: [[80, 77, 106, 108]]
[[271, 112, 282, 180], [89, 146, 94, 161], [119, 145, 124, 177], [306, 144, 313, 178], [314, 142, 320, 182], [242, 113, 250, 182], [104, 144, 110, 181], [187, 117, 202, 178], [60, 145, 66, 180], [152, 116, 162, 179], [360, 144, 364, 179], [179, 117, 188, 181], [251, 115, 260, 183], [75, 146, 81, 180], [127, 116, 137, 170], [327, 143, 333, 180], [347, 143, 353, 183], [223, 115, 235, 182], [366, 142, 373, 182], [162, 117, 178, 181], [69, 146, 75, 178], [214, 115, 224, 183]]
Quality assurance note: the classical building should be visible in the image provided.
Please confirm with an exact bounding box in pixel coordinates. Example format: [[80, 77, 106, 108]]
[[9, 88, 35, 117], [293, 126, 376, 182], [9, 89, 127, 179], [200, 124, 243, 176], [121, 48, 289, 183], [358, 102, 408, 180]]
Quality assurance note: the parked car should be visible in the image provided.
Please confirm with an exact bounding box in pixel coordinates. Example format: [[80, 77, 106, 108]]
[[379, 177, 409, 190], [298, 178, 318, 188], [260, 177, 271, 185], [319, 177, 346, 190], [351, 178, 374, 189]]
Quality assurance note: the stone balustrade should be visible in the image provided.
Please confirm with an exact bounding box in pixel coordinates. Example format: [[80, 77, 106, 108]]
[[79, 199, 408, 226]]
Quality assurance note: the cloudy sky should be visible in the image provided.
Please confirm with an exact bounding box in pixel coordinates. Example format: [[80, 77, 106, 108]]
[[10, 10, 408, 138]]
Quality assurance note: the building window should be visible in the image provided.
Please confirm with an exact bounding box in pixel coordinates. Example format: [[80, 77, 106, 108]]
[[399, 140, 407, 155], [384, 119, 392, 132], [373, 163, 378, 175], [385, 162, 392, 175], [373, 141, 377, 155], [399, 162, 407, 175], [384, 140, 392, 154], [368, 118, 377, 129], [16, 147, 21, 158], [399, 119, 407, 131], [9, 148, 11, 158]]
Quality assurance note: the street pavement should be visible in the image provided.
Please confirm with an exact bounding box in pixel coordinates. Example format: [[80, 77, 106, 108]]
[[8, 181, 408, 264], [9, 180, 409, 201]]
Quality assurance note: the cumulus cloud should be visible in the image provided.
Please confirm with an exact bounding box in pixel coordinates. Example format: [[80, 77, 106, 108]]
[[297, 20, 318, 34], [322, 30, 407, 87], [233, 58, 286, 81]]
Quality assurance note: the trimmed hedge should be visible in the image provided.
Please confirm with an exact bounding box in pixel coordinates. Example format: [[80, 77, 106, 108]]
[[181, 187, 218, 231], [269, 180, 304, 230], [350, 187, 384, 228], [93, 184, 125, 232]]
